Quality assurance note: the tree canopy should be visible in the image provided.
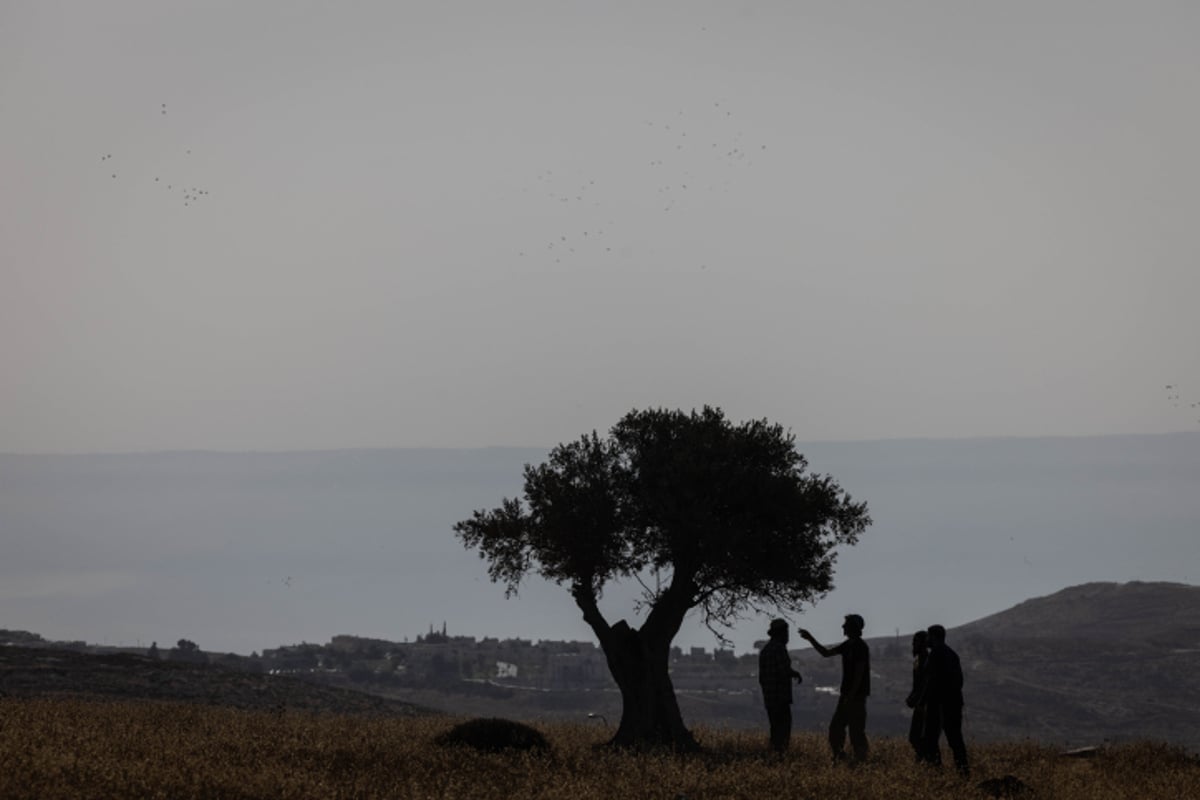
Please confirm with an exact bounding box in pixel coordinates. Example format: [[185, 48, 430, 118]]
[[455, 406, 870, 637]]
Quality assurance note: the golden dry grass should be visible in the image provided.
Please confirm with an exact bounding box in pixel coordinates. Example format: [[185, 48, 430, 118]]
[[1, 698, 1197, 799]]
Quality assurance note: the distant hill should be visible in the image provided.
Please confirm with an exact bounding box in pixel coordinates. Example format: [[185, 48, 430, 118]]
[[934, 582, 1200, 749], [956, 581, 1200, 645], [0, 646, 436, 717]]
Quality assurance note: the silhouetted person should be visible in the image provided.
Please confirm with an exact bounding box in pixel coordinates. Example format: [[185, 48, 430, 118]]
[[905, 630, 930, 761], [800, 614, 870, 764], [758, 618, 802, 754], [920, 624, 969, 776]]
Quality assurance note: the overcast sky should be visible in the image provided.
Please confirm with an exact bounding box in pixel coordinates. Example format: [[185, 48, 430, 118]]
[[3, 3, 1200, 667], [4, 1, 1199, 454]]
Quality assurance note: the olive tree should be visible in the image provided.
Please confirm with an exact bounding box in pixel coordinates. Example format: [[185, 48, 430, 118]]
[[454, 407, 870, 750]]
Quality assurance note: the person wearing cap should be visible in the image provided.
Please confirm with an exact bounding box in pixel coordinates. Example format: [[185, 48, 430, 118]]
[[800, 614, 871, 764], [758, 618, 803, 754]]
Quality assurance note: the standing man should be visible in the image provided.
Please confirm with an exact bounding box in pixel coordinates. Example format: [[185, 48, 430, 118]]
[[906, 630, 930, 761], [759, 618, 802, 755], [921, 624, 969, 776], [800, 614, 870, 764]]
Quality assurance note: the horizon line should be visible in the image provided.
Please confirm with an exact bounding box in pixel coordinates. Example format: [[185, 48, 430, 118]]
[[2, 429, 1198, 458]]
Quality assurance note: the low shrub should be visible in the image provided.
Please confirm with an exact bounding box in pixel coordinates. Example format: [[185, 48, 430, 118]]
[[434, 717, 551, 754]]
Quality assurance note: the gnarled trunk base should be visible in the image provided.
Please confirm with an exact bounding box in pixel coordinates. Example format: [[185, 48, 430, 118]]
[[601, 621, 698, 752]]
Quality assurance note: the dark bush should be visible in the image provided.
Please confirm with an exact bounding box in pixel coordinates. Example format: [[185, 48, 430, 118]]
[[434, 718, 550, 754], [977, 775, 1031, 797]]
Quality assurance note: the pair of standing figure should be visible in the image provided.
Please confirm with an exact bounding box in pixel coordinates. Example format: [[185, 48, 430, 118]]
[[907, 625, 969, 775], [758, 615, 870, 763]]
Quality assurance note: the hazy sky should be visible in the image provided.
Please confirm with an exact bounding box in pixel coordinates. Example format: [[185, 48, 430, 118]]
[[3, 1, 1199, 455]]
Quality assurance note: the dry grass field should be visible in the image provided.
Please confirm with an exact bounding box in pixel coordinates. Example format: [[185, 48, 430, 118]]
[[1, 698, 1197, 799]]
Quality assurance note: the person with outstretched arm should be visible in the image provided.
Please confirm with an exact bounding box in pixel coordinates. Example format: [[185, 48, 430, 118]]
[[800, 614, 870, 764]]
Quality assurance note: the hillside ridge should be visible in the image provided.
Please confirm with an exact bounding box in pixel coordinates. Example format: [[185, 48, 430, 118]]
[[956, 581, 1200, 644]]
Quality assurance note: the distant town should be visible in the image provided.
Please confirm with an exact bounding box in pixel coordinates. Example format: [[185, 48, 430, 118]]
[[0, 624, 802, 698]]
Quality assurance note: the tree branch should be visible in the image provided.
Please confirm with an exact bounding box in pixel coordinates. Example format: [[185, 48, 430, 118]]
[[572, 583, 612, 644], [643, 568, 697, 643]]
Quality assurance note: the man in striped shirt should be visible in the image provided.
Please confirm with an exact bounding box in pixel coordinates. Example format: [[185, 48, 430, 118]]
[[759, 618, 803, 754]]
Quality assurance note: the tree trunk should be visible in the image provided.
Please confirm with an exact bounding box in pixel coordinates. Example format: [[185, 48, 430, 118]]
[[598, 621, 697, 750], [574, 585, 699, 751]]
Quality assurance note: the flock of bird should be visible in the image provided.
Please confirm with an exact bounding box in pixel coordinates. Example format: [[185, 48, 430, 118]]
[[1163, 385, 1200, 424], [517, 100, 767, 265], [99, 102, 213, 208], [99, 95, 762, 243]]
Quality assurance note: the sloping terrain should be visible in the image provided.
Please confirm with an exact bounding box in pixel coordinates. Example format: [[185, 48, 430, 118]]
[[945, 582, 1200, 748], [957, 581, 1200, 645], [0, 646, 435, 717], [777, 582, 1200, 750]]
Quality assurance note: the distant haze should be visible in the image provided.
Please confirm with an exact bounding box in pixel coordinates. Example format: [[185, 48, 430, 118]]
[[4, 5, 1198, 657], [3, 2, 1200, 454], [2, 434, 1196, 656]]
